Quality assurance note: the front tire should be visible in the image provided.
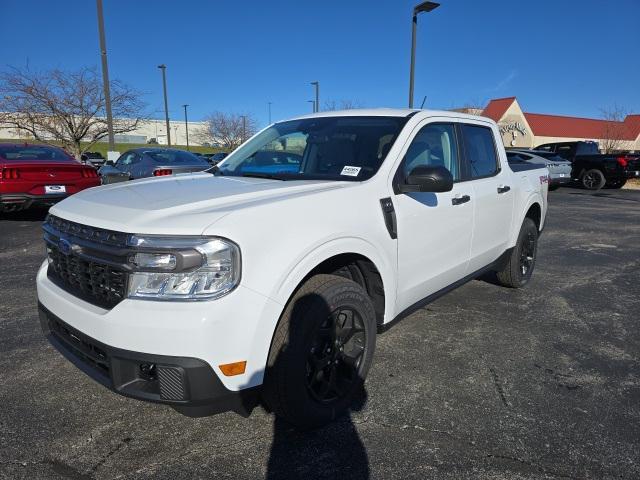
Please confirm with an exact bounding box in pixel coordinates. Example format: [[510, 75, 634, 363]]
[[581, 169, 606, 190], [262, 274, 376, 429], [496, 218, 538, 288]]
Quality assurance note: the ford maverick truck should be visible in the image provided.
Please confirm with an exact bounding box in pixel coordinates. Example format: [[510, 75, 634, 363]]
[[37, 109, 548, 429]]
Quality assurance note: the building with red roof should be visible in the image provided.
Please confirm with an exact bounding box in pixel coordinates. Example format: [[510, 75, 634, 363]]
[[477, 97, 640, 152]]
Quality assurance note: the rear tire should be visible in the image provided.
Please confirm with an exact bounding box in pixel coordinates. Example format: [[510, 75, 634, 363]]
[[581, 169, 606, 190], [606, 179, 627, 189], [496, 218, 538, 288], [262, 274, 376, 429]]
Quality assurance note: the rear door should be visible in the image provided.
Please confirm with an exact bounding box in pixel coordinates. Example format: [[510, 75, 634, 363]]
[[459, 122, 514, 272], [393, 119, 474, 310]]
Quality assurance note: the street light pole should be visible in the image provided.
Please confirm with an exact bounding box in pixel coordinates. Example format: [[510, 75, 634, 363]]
[[310, 81, 319, 112], [96, 0, 115, 152], [307, 100, 316, 112], [158, 64, 171, 146], [240, 115, 247, 143], [182, 104, 189, 150], [268, 102, 272, 124], [408, 1, 440, 108]]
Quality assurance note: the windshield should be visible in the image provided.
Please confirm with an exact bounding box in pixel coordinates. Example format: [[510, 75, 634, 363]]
[[216, 116, 406, 181], [0, 145, 72, 160]]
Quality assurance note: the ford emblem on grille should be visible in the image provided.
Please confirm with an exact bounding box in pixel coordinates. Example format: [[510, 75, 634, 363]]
[[58, 238, 72, 255]]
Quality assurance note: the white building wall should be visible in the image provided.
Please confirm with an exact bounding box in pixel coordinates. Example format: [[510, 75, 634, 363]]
[[0, 115, 207, 146]]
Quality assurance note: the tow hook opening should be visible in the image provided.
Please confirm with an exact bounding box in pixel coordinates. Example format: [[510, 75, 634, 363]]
[[139, 363, 157, 381]]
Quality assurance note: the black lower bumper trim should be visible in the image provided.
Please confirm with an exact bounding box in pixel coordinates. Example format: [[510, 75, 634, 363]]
[[1, 193, 68, 211], [38, 303, 258, 417]]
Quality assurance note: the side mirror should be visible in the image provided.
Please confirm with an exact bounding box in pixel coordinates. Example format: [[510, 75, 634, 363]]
[[400, 165, 453, 193]]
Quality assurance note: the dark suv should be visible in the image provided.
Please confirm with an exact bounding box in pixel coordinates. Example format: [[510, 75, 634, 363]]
[[535, 141, 640, 190]]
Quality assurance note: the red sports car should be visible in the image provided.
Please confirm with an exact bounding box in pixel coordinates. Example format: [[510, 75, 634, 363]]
[[0, 144, 100, 212]]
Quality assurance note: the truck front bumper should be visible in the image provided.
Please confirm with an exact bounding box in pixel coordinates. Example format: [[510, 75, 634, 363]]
[[39, 303, 257, 417], [36, 259, 283, 416]]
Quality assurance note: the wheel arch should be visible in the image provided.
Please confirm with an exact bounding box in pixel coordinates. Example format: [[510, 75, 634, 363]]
[[510, 196, 544, 247], [525, 202, 542, 231], [271, 238, 395, 327]]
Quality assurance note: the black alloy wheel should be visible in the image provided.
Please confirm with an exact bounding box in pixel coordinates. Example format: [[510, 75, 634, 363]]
[[582, 169, 606, 190], [519, 229, 537, 277], [262, 274, 376, 429], [495, 217, 538, 288], [306, 307, 366, 403]]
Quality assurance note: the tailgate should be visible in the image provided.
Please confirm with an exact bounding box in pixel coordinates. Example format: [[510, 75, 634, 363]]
[[625, 156, 640, 173]]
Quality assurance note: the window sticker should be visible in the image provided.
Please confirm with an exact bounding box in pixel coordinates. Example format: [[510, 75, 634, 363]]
[[340, 166, 361, 177]]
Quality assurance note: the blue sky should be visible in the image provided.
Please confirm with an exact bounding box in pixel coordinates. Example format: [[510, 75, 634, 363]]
[[1, 0, 639, 126]]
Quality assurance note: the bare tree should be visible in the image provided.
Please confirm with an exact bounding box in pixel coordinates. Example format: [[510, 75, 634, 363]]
[[0, 66, 146, 158], [196, 112, 258, 150], [599, 104, 630, 153], [323, 99, 365, 111]]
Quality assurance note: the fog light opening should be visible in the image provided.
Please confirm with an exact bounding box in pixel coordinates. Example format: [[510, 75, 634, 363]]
[[139, 363, 157, 381]]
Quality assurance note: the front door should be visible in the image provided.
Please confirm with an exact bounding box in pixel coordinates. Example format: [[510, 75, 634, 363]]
[[393, 121, 474, 311]]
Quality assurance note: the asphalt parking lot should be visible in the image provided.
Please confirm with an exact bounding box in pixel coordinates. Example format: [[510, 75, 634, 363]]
[[1, 187, 639, 480]]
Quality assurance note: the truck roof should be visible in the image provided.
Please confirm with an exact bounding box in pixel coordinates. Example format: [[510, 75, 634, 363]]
[[290, 108, 495, 124]]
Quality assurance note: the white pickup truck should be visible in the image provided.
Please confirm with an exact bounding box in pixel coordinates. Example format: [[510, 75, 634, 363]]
[[37, 109, 548, 429]]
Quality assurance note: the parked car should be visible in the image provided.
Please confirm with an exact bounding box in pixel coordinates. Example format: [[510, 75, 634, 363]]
[[535, 141, 640, 189], [507, 149, 571, 190], [0, 144, 100, 213], [80, 151, 106, 168], [37, 109, 548, 429], [98, 148, 211, 184], [203, 152, 229, 165]]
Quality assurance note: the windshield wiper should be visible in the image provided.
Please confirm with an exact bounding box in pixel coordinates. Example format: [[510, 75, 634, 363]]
[[240, 172, 286, 180], [207, 165, 224, 176]]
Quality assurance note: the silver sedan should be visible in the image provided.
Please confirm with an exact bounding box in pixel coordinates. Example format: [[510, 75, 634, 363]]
[[507, 149, 573, 190], [99, 148, 211, 184]]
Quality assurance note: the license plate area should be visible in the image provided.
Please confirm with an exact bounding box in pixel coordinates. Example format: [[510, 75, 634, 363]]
[[45, 185, 66, 194]]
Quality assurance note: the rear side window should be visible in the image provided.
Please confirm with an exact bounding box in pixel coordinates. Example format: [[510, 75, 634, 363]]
[[576, 142, 598, 155], [461, 125, 499, 178], [555, 145, 573, 159], [145, 150, 205, 164]]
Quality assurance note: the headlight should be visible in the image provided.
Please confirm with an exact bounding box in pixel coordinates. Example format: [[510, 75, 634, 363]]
[[126, 236, 241, 301]]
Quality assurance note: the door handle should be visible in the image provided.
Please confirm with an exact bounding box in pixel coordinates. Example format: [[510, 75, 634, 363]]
[[451, 195, 471, 205], [497, 185, 511, 194]]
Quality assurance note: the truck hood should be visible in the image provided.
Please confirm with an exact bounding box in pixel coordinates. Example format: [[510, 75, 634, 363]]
[[50, 172, 348, 234]]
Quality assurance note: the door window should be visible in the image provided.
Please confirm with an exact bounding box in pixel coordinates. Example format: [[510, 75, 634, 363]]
[[116, 152, 137, 168], [401, 123, 459, 180], [461, 125, 499, 178]]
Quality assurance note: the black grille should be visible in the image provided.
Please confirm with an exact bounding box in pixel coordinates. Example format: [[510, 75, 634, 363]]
[[44, 215, 129, 309], [47, 245, 127, 309]]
